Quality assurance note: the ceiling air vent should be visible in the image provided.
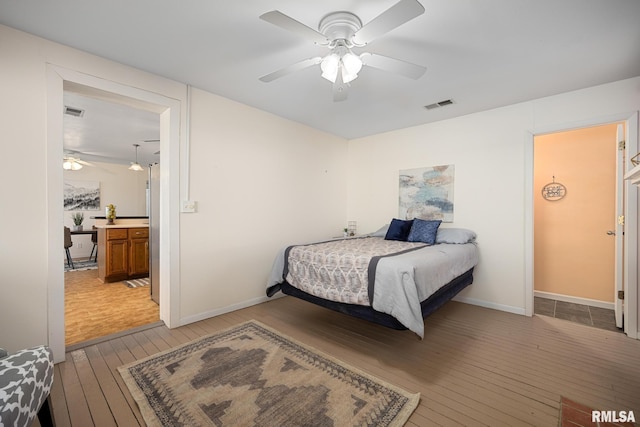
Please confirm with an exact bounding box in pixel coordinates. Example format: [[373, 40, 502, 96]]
[[424, 99, 454, 110], [64, 106, 85, 117]]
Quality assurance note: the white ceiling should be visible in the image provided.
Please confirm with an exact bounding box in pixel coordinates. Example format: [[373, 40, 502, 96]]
[[62, 92, 160, 167], [1, 0, 639, 163]]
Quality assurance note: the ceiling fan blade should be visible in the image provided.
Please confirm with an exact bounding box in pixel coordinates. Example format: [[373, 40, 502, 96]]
[[260, 11, 329, 45], [76, 159, 95, 167], [360, 52, 426, 79], [353, 0, 425, 45], [259, 57, 322, 82], [333, 70, 348, 102]]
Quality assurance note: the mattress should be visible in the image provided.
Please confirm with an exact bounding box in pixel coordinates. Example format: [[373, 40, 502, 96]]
[[267, 236, 479, 338]]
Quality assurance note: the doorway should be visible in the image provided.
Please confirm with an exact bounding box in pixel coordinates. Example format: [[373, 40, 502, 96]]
[[46, 65, 182, 363], [532, 123, 622, 331], [62, 90, 161, 347]]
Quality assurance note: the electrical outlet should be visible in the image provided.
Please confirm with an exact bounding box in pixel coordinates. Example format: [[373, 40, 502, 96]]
[[78, 243, 83, 248], [181, 200, 197, 213]]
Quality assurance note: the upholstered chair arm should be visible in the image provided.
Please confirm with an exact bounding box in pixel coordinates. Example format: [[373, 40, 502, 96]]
[[0, 345, 54, 427]]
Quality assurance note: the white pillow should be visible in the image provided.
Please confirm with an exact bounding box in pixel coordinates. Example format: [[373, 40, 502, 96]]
[[435, 228, 477, 244]]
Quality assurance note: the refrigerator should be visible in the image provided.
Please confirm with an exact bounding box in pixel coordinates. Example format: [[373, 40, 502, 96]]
[[147, 163, 160, 304]]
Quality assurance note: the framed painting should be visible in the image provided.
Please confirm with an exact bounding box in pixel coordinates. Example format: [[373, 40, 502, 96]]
[[399, 165, 454, 222], [64, 180, 100, 210]]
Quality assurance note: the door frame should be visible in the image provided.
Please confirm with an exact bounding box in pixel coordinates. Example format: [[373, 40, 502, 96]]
[[524, 112, 639, 339], [46, 64, 182, 362], [615, 124, 625, 327]]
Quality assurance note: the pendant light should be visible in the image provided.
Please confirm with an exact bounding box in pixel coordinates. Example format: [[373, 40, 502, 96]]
[[129, 143, 144, 171]]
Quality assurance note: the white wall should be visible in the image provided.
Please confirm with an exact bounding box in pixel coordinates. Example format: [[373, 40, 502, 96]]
[[179, 88, 347, 322], [0, 24, 347, 353], [63, 161, 148, 259], [347, 77, 640, 318], [347, 103, 533, 313]]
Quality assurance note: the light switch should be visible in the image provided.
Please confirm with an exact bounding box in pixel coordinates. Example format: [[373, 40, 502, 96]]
[[181, 200, 197, 213]]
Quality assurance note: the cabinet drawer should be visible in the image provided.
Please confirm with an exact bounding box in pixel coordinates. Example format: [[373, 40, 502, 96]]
[[129, 228, 149, 239], [106, 229, 128, 240]]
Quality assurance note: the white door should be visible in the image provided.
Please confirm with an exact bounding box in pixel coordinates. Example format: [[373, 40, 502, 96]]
[[614, 123, 625, 328]]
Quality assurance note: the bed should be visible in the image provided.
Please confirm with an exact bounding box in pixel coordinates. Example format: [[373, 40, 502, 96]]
[[266, 220, 479, 338]]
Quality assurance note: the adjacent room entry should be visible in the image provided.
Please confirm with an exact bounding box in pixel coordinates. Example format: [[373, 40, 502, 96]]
[[533, 123, 622, 331]]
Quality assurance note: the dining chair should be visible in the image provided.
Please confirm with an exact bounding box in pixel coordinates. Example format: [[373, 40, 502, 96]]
[[89, 226, 98, 262], [64, 226, 74, 270]]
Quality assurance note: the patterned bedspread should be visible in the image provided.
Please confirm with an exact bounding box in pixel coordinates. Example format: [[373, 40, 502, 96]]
[[268, 236, 479, 338], [284, 237, 427, 306]]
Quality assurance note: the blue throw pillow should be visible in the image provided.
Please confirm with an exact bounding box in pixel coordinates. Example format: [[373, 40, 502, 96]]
[[384, 218, 414, 241], [407, 219, 442, 245]]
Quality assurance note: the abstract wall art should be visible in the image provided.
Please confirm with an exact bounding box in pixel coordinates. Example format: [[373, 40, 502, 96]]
[[399, 165, 455, 222]]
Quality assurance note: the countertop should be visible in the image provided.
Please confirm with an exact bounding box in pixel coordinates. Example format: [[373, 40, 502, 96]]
[[94, 224, 149, 229], [91, 216, 149, 219]]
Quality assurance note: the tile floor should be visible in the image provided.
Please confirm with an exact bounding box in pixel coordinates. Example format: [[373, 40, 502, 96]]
[[534, 296, 621, 332]]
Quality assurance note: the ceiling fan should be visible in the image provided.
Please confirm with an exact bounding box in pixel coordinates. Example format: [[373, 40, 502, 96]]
[[259, 0, 427, 101], [63, 152, 95, 170], [63, 148, 126, 168]]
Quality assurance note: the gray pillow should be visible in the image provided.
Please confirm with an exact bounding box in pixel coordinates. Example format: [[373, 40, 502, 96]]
[[370, 224, 389, 237], [435, 228, 477, 244]]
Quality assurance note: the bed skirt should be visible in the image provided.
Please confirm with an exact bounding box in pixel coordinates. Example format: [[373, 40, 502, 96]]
[[267, 267, 474, 331]]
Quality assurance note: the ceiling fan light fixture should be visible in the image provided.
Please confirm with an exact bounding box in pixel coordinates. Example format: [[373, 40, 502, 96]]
[[320, 53, 340, 82], [321, 48, 362, 83], [63, 159, 82, 170], [341, 52, 362, 83]]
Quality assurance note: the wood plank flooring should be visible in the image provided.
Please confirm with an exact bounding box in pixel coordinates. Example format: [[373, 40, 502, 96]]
[[65, 269, 160, 346], [40, 297, 640, 426]]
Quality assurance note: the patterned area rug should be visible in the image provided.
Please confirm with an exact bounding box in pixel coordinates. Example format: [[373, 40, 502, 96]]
[[125, 277, 150, 288], [118, 320, 419, 427], [64, 260, 97, 272]]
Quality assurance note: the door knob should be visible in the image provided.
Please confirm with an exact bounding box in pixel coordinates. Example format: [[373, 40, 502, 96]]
[[607, 230, 616, 236]]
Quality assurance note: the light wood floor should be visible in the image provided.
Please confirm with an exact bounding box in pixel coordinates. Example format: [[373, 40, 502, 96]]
[[65, 268, 160, 347], [41, 296, 640, 426]]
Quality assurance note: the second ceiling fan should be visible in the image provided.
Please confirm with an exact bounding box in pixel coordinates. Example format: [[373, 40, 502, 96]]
[[259, 0, 427, 101]]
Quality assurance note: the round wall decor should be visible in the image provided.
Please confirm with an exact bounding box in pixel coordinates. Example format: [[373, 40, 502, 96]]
[[541, 177, 566, 201]]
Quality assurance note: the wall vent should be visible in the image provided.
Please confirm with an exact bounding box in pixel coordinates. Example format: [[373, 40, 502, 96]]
[[424, 99, 454, 110], [64, 106, 85, 117]]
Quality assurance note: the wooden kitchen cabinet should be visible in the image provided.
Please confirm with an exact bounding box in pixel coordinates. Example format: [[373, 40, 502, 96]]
[[128, 228, 149, 277], [98, 226, 149, 283]]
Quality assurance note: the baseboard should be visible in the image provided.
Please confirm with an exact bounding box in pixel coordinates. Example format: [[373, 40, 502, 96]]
[[534, 290, 614, 310], [180, 293, 530, 328], [177, 293, 285, 327], [453, 295, 526, 316]]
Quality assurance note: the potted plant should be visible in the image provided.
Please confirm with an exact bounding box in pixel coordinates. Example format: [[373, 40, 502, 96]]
[[71, 212, 84, 231], [106, 204, 116, 225]]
